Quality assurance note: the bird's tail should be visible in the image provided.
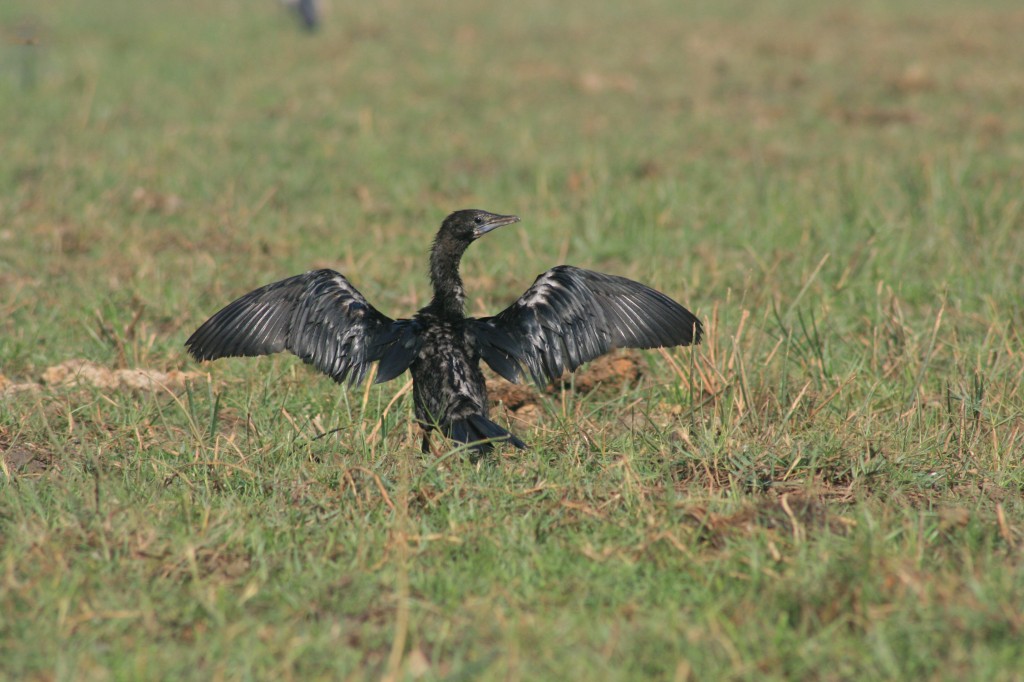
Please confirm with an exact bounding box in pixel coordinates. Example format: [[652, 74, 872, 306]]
[[448, 414, 527, 452]]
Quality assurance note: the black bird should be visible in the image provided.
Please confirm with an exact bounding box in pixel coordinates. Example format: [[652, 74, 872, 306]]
[[185, 210, 702, 453]]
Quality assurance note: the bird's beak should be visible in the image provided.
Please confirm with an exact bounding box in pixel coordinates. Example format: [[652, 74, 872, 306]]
[[473, 213, 520, 239]]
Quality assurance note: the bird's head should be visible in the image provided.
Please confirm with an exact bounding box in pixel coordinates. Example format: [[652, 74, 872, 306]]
[[439, 209, 520, 243]]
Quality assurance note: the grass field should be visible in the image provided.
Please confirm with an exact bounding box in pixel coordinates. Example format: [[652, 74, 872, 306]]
[[2, 0, 1024, 679]]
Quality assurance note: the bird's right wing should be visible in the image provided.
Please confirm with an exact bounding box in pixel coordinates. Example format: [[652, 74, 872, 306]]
[[185, 269, 420, 385], [470, 265, 702, 386]]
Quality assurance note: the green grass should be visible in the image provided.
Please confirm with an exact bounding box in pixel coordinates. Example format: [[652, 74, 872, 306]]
[[3, 0, 1024, 679]]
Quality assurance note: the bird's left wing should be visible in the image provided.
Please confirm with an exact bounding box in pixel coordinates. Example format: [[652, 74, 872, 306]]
[[470, 265, 701, 386], [186, 269, 420, 385]]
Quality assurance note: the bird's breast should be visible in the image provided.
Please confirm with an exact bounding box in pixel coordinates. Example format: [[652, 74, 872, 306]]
[[408, 315, 488, 420]]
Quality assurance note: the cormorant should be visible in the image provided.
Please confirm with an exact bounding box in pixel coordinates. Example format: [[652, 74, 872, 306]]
[[185, 210, 702, 453]]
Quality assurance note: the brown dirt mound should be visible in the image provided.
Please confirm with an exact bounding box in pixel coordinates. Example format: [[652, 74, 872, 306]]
[[40, 359, 201, 392], [2, 360, 203, 396], [486, 350, 645, 419]]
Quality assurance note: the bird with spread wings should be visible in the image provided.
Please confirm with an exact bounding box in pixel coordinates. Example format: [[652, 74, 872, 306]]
[[186, 210, 702, 453]]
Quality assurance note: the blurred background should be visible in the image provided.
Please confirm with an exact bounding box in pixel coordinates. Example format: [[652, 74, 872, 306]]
[[2, 0, 1021, 375]]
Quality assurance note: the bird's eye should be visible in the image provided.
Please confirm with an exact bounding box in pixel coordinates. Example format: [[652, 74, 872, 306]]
[[473, 216, 483, 225]]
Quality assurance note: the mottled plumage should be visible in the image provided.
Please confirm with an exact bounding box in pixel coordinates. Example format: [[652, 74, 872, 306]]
[[186, 210, 703, 453]]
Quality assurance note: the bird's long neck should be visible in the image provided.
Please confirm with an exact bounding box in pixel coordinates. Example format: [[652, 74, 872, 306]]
[[428, 235, 469, 319]]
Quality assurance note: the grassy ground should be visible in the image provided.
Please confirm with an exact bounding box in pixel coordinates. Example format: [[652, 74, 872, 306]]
[[2, 0, 1024, 679]]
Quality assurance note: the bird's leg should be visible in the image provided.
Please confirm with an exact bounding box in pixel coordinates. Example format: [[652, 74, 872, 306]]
[[420, 430, 432, 454]]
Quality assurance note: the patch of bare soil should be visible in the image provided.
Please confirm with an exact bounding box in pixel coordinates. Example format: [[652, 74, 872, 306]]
[[41, 359, 202, 392], [0, 429, 56, 475], [486, 350, 645, 424], [557, 350, 643, 394], [1, 442, 55, 475], [485, 380, 537, 412], [0, 373, 41, 396], [684, 491, 857, 549], [1, 359, 203, 396]]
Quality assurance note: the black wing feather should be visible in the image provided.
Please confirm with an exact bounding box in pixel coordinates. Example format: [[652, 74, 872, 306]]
[[373, 320, 423, 384], [185, 269, 418, 385], [472, 265, 701, 386]]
